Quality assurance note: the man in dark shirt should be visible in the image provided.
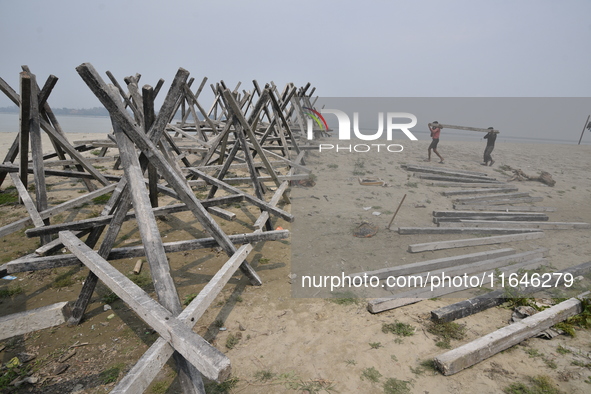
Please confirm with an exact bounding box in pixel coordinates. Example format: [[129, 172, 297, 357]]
[[428, 121, 444, 163], [483, 127, 497, 166]]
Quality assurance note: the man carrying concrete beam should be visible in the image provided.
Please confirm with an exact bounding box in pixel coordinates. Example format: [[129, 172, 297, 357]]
[[483, 127, 497, 166], [427, 121, 445, 164]]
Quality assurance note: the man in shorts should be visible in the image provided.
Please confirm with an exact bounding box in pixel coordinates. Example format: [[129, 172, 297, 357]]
[[483, 127, 497, 166], [428, 121, 444, 163]]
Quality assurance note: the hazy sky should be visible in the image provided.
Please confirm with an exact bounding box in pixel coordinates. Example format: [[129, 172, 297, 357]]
[[1, 0, 590, 110]]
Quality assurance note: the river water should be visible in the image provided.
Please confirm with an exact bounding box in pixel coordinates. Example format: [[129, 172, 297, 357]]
[[1, 112, 589, 145], [0, 113, 112, 134]]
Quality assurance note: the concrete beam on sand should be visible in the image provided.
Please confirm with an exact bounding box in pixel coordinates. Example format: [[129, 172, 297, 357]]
[[430, 261, 591, 323], [441, 187, 520, 196], [456, 197, 544, 205], [402, 164, 490, 177], [348, 248, 516, 280], [453, 192, 531, 203], [433, 216, 549, 224], [414, 173, 499, 183], [0, 302, 69, 341], [429, 182, 510, 188], [412, 171, 494, 181], [427, 123, 499, 134], [453, 205, 556, 212], [398, 227, 542, 235], [407, 232, 545, 253], [439, 221, 590, 230], [433, 210, 548, 218], [392, 249, 546, 288], [434, 293, 589, 375], [368, 257, 546, 313]]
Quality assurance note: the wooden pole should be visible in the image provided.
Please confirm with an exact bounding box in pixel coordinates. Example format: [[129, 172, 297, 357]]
[[60, 231, 231, 383], [31, 73, 69, 166], [115, 121, 206, 393], [1, 230, 289, 277], [190, 169, 293, 222], [25, 195, 243, 237], [115, 123, 181, 311], [0, 134, 20, 187], [27, 72, 51, 245], [76, 63, 263, 287], [123, 75, 145, 127], [0, 183, 116, 239], [67, 185, 134, 326], [143, 84, 159, 208], [112, 244, 253, 393], [19, 72, 31, 191], [577, 115, 590, 145], [9, 173, 45, 229], [106, 70, 140, 120], [386, 194, 406, 230], [184, 84, 219, 134]]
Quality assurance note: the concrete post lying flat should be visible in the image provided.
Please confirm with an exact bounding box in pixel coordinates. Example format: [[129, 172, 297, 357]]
[[0, 302, 69, 341], [407, 232, 545, 253], [434, 293, 589, 375]]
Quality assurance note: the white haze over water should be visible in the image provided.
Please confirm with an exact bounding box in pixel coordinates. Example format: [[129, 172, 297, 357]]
[[0, 113, 112, 135], [314, 97, 591, 145]]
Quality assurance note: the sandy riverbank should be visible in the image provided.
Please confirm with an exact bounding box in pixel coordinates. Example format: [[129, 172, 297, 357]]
[[1, 132, 591, 393]]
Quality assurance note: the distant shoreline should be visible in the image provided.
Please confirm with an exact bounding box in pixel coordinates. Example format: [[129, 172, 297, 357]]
[[0, 111, 589, 145], [0, 106, 109, 117], [0, 112, 110, 119], [0, 112, 113, 134], [0, 109, 187, 121]]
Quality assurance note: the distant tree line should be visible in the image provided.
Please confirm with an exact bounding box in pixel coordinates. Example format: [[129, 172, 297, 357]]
[[0, 106, 110, 117], [0, 106, 189, 120]]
